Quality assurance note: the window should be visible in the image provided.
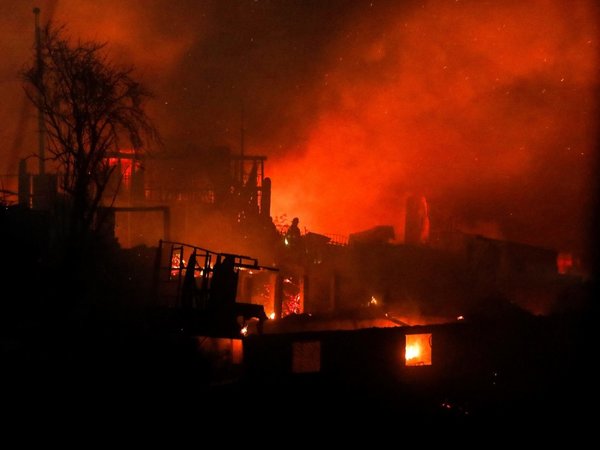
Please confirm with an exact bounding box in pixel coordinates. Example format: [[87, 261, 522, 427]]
[[405, 333, 432, 366]]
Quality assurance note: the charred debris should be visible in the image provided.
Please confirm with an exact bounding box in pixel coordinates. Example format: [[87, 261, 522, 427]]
[[1, 144, 596, 420]]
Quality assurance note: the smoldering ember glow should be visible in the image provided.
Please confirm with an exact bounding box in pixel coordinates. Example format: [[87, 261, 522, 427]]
[[1, 0, 598, 259]]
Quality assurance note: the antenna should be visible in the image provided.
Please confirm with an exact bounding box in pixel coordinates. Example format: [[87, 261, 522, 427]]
[[33, 7, 45, 175]]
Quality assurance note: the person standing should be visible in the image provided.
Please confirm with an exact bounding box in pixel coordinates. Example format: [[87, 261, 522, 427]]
[[285, 217, 301, 247]]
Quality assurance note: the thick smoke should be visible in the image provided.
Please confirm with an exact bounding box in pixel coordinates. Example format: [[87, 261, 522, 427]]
[[269, 0, 600, 258], [1, 0, 598, 258]]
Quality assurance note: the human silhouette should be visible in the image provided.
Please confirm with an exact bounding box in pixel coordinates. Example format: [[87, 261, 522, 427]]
[[285, 217, 301, 247], [181, 251, 198, 309], [210, 254, 238, 306]]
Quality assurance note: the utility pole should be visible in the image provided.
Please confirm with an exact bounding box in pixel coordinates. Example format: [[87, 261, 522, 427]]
[[33, 7, 45, 175]]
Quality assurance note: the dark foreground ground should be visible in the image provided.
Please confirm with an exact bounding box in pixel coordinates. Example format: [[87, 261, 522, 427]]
[[2, 304, 597, 433]]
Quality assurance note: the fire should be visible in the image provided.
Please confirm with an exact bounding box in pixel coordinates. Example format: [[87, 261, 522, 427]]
[[170, 254, 186, 279], [267, 0, 598, 256], [240, 325, 248, 336], [405, 333, 432, 366], [269, 312, 276, 320], [405, 343, 421, 361]]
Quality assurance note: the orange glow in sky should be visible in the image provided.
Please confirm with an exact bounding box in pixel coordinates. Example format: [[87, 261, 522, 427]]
[[1, 0, 598, 257]]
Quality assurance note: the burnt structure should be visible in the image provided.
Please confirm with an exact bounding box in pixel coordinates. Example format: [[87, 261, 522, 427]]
[[107, 145, 275, 259], [130, 146, 582, 326], [3, 144, 591, 423], [288, 228, 581, 322], [151, 239, 275, 338], [10, 135, 582, 323], [242, 313, 593, 420]]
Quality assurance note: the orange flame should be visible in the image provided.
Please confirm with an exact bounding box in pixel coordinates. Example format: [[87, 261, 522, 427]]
[[405, 333, 432, 366], [405, 343, 421, 361]]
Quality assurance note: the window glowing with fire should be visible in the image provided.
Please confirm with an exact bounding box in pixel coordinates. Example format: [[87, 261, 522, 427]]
[[405, 333, 432, 366]]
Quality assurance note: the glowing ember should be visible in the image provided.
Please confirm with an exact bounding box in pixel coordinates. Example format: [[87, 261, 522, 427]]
[[281, 275, 303, 317], [170, 254, 186, 279], [369, 296, 378, 306], [557, 252, 576, 274], [240, 325, 248, 336], [269, 312, 276, 320]]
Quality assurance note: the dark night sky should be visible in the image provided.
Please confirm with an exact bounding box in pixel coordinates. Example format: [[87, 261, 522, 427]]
[[1, 0, 599, 259]]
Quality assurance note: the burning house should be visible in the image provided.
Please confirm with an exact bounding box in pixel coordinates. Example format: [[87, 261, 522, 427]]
[[100, 141, 586, 331], [0, 3, 597, 426], [102, 144, 275, 257], [10, 122, 585, 330]]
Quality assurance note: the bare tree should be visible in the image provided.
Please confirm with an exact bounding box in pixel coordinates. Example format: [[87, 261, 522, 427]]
[[23, 24, 157, 241]]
